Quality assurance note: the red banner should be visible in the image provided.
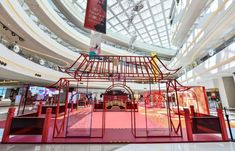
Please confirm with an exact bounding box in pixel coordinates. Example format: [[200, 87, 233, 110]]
[[84, 0, 107, 34]]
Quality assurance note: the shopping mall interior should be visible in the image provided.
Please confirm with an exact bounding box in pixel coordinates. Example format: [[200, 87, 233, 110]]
[[0, 0, 235, 150]]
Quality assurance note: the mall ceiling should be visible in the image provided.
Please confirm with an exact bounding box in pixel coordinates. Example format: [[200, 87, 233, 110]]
[[70, 0, 175, 50]]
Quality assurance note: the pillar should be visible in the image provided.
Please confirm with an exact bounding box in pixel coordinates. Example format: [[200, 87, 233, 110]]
[[184, 108, 193, 141], [222, 77, 235, 108], [2, 107, 15, 143], [37, 101, 42, 117], [42, 108, 52, 143], [217, 108, 228, 141], [190, 105, 195, 116], [217, 77, 229, 108], [233, 74, 235, 84]]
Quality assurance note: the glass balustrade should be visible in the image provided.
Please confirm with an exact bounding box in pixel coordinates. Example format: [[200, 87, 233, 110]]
[[18, 0, 152, 56], [0, 36, 60, 71], [177, 37, 235, 79], [18, 0, 84, 54]]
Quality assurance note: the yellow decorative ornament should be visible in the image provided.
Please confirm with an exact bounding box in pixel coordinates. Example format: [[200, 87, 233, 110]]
[[150, 52, 158, 80]]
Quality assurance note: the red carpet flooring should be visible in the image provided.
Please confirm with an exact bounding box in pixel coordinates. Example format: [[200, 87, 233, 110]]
[[2, 106, 223, 143]]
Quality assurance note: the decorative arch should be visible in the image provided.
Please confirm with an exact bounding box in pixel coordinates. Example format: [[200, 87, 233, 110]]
[[105, 83, 135, 100]]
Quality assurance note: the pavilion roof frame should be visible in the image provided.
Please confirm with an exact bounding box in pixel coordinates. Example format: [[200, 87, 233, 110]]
[[57, 53, 181, 83]]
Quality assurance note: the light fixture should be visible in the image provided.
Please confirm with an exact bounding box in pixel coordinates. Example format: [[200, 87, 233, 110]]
[[11, 32, 16, 36], [13, 44, 20, 53], [19, 37, 24, 41], [29, 57, 33, 61], [209, 49, 215, 56], [0, 21, 25, 42], [35, 73, 42, 77], [39, 59, 45, 65], [3, 25, 8, 30]]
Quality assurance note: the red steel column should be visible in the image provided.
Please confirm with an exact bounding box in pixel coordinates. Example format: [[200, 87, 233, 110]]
[[37, 101, 42, 117], [42, 108, 52, 143], [217, 109, 228, 141], [184, 108, 193, 141], [190, 105, 195, 117], [2, 107, 15, 143]]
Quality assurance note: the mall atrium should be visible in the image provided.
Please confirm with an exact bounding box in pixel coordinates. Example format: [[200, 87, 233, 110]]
[[0, 0, 235, 150]]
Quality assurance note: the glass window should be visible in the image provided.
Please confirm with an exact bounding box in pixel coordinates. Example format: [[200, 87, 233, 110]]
[[0, 87, 7, 98]]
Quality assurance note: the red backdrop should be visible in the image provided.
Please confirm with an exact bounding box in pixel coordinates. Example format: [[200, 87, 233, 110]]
[[177, 86, 209, 114]]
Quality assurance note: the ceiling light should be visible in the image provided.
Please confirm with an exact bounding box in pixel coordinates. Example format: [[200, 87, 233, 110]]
[[11, 32, 16, 36], [209, 49, 215, 56], [13, 44, 20, 53], [3, 25, 8, 30], [39, 59, 45, 65], [19, 37, 24, 41]]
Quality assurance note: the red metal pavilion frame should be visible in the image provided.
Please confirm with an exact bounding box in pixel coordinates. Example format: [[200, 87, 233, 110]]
[[48, 54, 192, 139]]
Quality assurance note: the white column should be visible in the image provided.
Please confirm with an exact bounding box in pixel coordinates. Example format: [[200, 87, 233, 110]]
[[223, 77, 235, 108], [233, 74, 235, 84], [216, 77, 229, 108]]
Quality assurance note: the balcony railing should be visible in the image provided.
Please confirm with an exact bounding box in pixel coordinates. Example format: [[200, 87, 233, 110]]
[[18, 0, 85, 54], [0, 36, 60, 71]]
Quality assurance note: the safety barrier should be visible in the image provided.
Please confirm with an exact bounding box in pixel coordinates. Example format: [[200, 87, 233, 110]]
[[41, 102, 76, 114], [184, 106, 228, 141], [1, 106, 52, 143], [224, 107, 235, 141]]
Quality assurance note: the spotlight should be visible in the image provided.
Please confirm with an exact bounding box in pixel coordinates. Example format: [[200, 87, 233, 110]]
[[29, 57, 33, 61], [39, 59, 45, 65], [3, 25, 8, 30], [209, 49, 215, 56], [11, 32, 16, 36], [19, 37, 24, 41], [13, 45, 20, 53]]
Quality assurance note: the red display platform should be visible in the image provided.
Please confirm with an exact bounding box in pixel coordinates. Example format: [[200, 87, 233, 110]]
[[1, 106, 224, 144], [0, 54, 228, 144]]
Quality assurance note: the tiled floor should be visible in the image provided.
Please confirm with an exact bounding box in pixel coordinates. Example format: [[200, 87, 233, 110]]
[[0, 142, 234, 151], [115, 142, 235, 151]]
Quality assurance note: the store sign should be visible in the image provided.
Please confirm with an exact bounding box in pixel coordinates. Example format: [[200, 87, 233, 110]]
[[84, 0, 107, 34]]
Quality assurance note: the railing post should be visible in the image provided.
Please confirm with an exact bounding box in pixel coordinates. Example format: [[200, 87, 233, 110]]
[[184, 108, 193, 141], [217, 108, 228, 141], [42, 108, 52, 143], [2, 107, 15, 143], [224, 107, 233, 140], [190, 105, 195, 117], [70, 101, 74, 113], [37, 101, 42, 117], [76, 99, 78, 110]]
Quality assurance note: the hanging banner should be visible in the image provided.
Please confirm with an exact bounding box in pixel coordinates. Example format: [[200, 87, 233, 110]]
[[89, 31, 102, 59], [90, 31, 102, 55], [84, 0, 107, 34]]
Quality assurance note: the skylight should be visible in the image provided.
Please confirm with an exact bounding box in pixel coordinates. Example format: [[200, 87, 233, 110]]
[[69, 0, 174, 49]]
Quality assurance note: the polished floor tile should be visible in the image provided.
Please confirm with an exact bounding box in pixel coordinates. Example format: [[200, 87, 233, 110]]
[[115, 142, 235, 151], [0, 142, 234, 151], [0, 144, 124, 151]]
